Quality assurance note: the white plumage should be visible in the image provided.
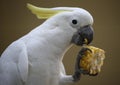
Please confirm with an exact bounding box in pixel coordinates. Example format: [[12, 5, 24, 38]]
[[0, 4, 93, 85]]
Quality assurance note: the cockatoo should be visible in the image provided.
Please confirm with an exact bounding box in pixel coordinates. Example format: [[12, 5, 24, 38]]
[[0, 4, 94, 85]]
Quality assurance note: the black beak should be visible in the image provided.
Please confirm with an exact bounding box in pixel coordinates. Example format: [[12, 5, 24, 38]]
[[71, 25, 94, 46]]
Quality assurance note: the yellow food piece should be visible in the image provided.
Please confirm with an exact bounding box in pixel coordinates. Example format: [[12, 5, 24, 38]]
[[84, 38, 88, 44], [80, 46, 105, 75]]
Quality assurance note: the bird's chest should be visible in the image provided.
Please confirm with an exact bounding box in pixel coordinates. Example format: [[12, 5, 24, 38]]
[[27, 55, 60, 85]]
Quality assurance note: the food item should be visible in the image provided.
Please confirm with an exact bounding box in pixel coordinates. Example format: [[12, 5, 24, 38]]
[[79, 46, 105, 75]]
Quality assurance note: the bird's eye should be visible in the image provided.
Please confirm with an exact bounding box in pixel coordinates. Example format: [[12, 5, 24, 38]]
[[72, 19, 78, 24]]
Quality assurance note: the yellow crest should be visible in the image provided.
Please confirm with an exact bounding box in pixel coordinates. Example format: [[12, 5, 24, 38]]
[[27, 3, 68, 19]]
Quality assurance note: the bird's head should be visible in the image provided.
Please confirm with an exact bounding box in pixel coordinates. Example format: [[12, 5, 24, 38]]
[[27, 4, 94, 46]]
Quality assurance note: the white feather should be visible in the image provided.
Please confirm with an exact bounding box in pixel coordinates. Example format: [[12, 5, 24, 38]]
[[0, 5, 93, 85]]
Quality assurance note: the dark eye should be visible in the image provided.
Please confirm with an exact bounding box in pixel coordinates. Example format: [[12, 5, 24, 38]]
[[72, 19, 78, 24]]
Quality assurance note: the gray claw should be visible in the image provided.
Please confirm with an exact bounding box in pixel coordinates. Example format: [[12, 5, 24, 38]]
[[73, 47, 92, 81], [73, 70, 81, 82]]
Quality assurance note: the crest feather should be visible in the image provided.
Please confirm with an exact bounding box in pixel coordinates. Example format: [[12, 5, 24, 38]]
[[27, 3, 68, 19]]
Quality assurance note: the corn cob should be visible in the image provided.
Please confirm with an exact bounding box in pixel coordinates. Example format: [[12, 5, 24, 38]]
[[79, 46, 105, 75]]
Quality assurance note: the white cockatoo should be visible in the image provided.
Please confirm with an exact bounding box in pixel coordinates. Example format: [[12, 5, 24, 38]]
[[0, 3, 94, 85]]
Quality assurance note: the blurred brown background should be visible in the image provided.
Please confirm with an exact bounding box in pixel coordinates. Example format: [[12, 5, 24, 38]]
[[0, 0, 120, 85]]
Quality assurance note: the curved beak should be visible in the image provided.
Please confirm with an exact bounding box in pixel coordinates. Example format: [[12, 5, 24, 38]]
[[71, 25, 94, 46]]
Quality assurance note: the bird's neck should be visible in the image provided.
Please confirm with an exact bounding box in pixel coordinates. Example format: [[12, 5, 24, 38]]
[[28, 23, 76, 61]]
